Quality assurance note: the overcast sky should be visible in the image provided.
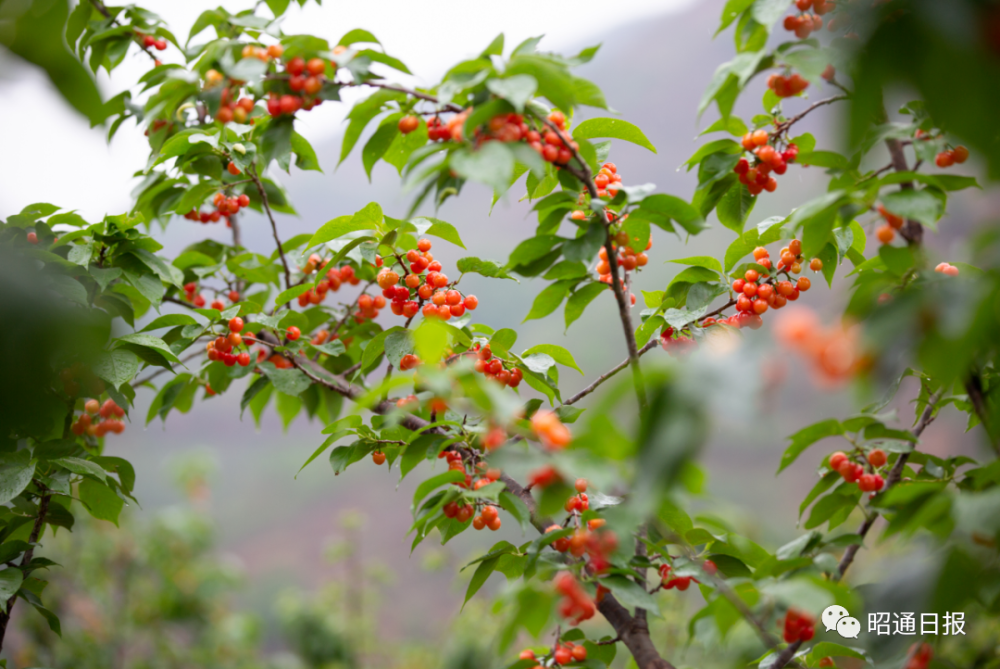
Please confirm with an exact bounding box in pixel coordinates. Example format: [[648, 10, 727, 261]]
[[0, 0, 695, 220]]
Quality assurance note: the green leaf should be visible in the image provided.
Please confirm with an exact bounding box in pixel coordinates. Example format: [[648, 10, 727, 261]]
[[307, 210, 381, 248], [456, 257, 516, 280], [240, 376, 270, 418], [670, 256, 723, 273], [572, 118, 657, 153], [412, 470, 466, 511], [259, 363, 311, 397], [490, 328, 519, 356], [717, 182, 755, 233], [274, 283, 313, 308], [79, 479, 124, 525], [880, 189, 944, 229], [520, 344, 582, 374], [140, 314, 200, 332], [464, 554, 502, 607], [524, 281, 572, 322], [362, 117, 400, 179], [0, 452, 36, 504], [451, 142, 516, 192], [795, 151, 850, 169], [411, 217, 466, 249], [92, 349, 140, 390], [808, 642, 868, 663], [486, 75, 538, 112], [0, 569, 23, 601], [564, 283, 607, 330], [600, 575, 660, 614], [751, 0, 788, 28], [779, 419, 844, 473], [291, 131, 322, 172], [114, 333, 182, 365]]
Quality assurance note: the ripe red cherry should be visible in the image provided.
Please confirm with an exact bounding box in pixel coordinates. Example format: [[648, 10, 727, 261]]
[[26, 232, 38, 244], [829, 451, 848, 471], [237, 352, 251, 367], [228, 290, 240, 302], [306, 57, 326, 76], [554, 648, 572, 665], [228, 317, 244, 333], [867, 449, 887, 467], [286, 57, 305, 75], [372, 450, 386, 465], [417, 238, 432, 252], [575, 478, 588, 493], [286, 326, 301, 341], [398, 116, 419, 134]]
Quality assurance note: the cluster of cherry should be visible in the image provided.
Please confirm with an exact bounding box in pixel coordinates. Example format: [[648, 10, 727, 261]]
[[783, 0, 833, 39], [519, 641, 588, 667], [297, 260, 363, 308], [735, 130, 799, 195], [135, 31, 168, 51], [183, 192, 250, 225], [266, 50, 343, 117], [657, 559, 718, 591], [829, 449, 887, 493], [372, 238, 480, 322], [715, 241, 814, 330], [768, 72, 810, 98], [71, 398, 126, 437], [205, 317, 252, 368], [463, 344, 524, 388], [554, 573, 597, 625], [782, 608, 816, 643]]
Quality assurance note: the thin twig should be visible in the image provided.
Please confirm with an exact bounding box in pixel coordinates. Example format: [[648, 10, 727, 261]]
[[564, 339, 658, 406], [773, 96, 848, 139], [88, 0, 160, 63], [248, 168, 292, 289], [131, 350, 204, 387]]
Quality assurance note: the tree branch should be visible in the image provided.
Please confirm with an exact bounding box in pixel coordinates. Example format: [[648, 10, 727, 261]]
[[0, 485, 51, 651], [564, 339, 658, 406], [965, 372, 999, 455], [773, 96, 848, 140], [603, 233, 647, 409], [345, 81, 464, 113], [770, 640, 804, 669], [249, 169, 293, 289], [835, 393, 940, 580]]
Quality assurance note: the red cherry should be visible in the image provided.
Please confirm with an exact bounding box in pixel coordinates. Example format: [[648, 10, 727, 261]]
[[286, 326, 301, 341]]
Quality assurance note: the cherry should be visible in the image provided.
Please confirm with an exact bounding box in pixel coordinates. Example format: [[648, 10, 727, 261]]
[[237, 352, 251, 367], [876, 224, 895, 244], [809, 258, 823, 271], [818, 658, 835, 668], [227, 162, 241, 175], [286, 326, 301, 341], [372, 450, 386, 465], [400, 353, 420, 370], [829, 451, 848, 471], [228, 290, 240, 302], [85, 399, 100, 414], [554, 647, 572, 665], [519, 650, 536, 661], [418, 238, 432, 252], [575, 478, 588, 493], [702, 559, 718, 576], [935, 151, 954, 168], [867, 448, 887, 467], [229, 317, 244, 333], [952, 145, 969, 163], [211, 299, 225, 310], [398, 115, 419, 134]]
